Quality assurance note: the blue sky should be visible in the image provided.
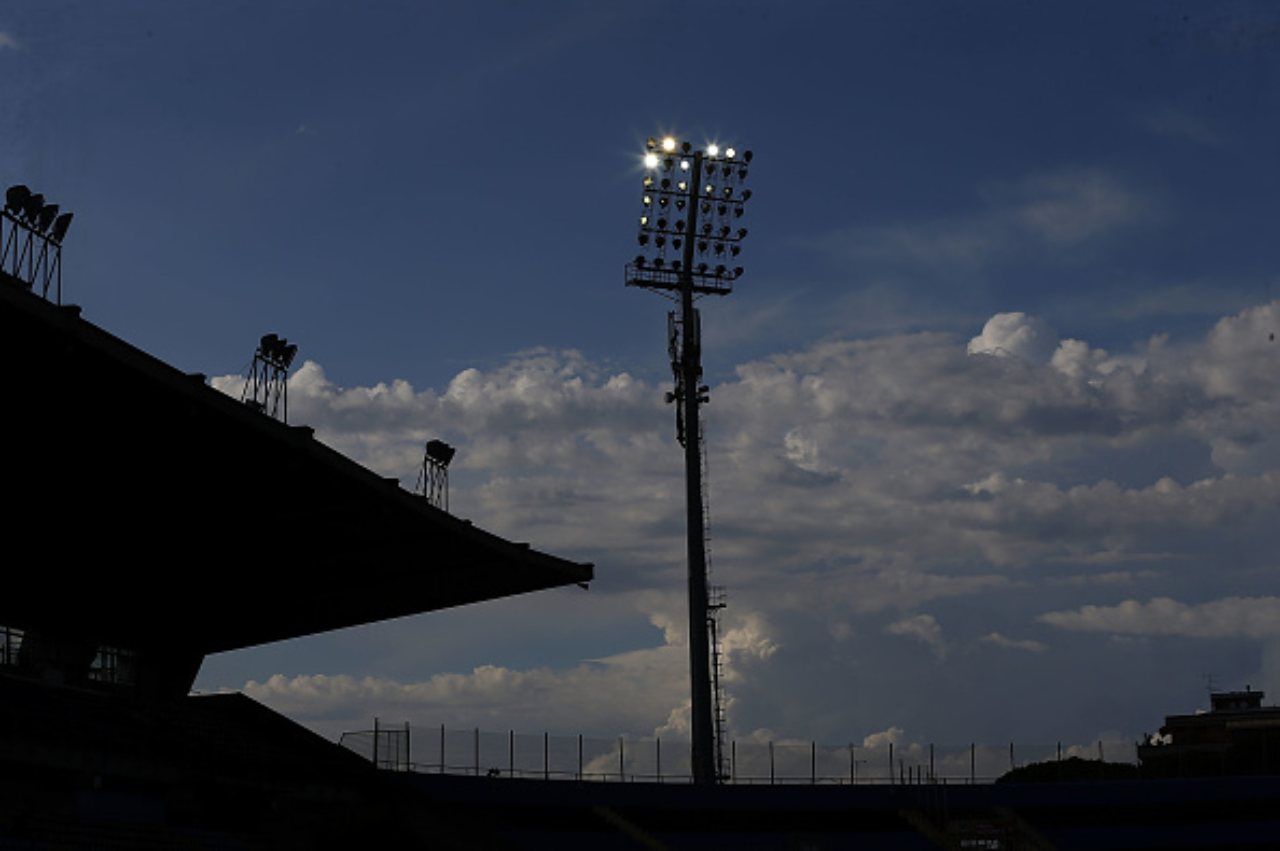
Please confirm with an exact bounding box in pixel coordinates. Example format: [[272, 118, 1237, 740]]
[[7, 2, 1280, 755]]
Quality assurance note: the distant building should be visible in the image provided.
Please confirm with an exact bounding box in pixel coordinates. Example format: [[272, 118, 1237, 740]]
[[1139, 689, 1280, 777]]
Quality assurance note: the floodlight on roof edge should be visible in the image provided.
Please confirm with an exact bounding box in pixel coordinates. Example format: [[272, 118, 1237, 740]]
[[417, 439, 456, 511], [622, 134, 758, 786], [1, 182, 75, 303]]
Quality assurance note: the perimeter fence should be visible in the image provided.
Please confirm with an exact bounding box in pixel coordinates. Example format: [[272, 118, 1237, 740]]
[[338, 721, 1137, 785]]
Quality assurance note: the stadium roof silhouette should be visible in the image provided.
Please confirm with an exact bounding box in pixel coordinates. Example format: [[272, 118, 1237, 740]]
[[0, 273, 592, 694]]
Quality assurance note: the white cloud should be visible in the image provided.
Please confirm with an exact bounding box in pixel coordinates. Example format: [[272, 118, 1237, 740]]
[[968, 312, 1057, 363], [980, 632, 1047, 653], [1039, 596, 1280, 639], [823, 167, 1149, 269], [0, 32, 18, 51], [861, 726, 904, 750], [208, 300, 1280, 745], [1009, 169, 1146, 246], [885, 614, 947, 659]]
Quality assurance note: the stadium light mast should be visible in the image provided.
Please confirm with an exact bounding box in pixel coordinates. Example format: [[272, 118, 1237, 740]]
[[625, 134, 755, 785]]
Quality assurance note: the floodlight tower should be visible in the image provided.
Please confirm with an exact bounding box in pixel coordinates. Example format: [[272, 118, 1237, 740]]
[[625, 134, 754, 785], [241, 333, 298, 423], [1, 184, 74, 303], [417, 439, 456, 511]]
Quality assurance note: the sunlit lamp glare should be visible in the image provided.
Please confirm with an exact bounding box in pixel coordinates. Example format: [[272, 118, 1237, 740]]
[[661, 136, 677, 152], [644, 153, 660, 169], [706, 144, 720, 157]]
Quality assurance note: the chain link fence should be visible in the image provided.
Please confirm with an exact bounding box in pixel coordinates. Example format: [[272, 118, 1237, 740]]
[[339, 721, 1137, 785]]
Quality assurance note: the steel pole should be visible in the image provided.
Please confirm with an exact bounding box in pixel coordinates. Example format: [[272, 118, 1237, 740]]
[[679, 151, 716, 786]]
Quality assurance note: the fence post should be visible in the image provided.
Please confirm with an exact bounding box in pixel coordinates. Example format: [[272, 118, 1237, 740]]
[[405, 721, 411, 772], [372, 717, 380, 768], [929, 744, 935, 783], [619, 737, 625, 782], [509, 730, 514, 778], [1057, 741, 1062, 762], [769, 740, 775, 785], [474, 727, 480, 777], [1098, 740, 1104, 762], [578, 734, 583, 780], [731, 739, 736, 784], [657, 737, 662, 783], [849, 744, 854, 784], [544, 731, 550, 781], [439, 724, 445, 774], [970, 743, 975, 784], [811, 741, 816, 785], [1009, 741, 1015, 771], [889, 742, 894, 785]]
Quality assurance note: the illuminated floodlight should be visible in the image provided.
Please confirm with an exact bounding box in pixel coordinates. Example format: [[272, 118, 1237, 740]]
[[680, 159, 690, 171], [644, 153, 660, 169], [706, 144, 720, 157], [661, 136, 677, 152], [725, 147, 736, 159]]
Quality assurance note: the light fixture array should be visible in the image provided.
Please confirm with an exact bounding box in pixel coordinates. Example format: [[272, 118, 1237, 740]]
[[627, 135, 754, 295], [1, 183, 75, 302]]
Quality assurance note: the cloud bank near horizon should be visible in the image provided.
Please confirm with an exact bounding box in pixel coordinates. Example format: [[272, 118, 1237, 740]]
[[208, 301, 1280, 744]]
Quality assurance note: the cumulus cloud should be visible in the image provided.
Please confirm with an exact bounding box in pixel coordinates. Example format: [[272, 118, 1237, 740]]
[[209, 300, 1280, 744], [968, 312, 1058, 363], [241, 598, 777, 741], [1039, 596, 1280, 639]]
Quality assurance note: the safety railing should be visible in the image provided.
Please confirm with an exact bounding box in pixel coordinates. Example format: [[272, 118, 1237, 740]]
[[339, 720, 1137, 785]]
